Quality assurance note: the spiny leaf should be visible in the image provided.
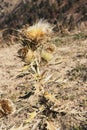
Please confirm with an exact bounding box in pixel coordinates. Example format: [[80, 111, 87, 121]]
[[44, 92, 57, 103], [25, 111, 37, 123], [39, 106, 45, 112], [19, 65, 30, 72], [43, 73, 53, 83]]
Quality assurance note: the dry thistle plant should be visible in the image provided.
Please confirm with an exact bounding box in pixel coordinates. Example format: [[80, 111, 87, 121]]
[[0, 99, 16, 118], [22, 19, 53, 42], [18, 19, 56, 64]]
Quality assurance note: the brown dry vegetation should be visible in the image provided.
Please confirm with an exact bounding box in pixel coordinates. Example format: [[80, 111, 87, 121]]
[[0, 28, 87, 130], [0, 0, 87, 130]]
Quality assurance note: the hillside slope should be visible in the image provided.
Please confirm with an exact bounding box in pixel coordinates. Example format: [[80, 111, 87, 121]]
[[0, 0, 87, 30]]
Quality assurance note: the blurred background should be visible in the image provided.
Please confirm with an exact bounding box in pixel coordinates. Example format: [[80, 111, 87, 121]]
[[0, 0, 87, 31]]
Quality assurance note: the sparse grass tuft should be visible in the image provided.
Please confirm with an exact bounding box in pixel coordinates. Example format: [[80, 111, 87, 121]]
[[73, 32, 87, 40]]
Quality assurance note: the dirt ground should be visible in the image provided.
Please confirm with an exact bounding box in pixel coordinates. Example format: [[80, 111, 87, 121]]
[[0, 31, 87, 130]]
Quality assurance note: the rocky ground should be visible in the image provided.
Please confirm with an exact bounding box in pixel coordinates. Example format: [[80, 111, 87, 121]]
[[0, 30, 87, 130]]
